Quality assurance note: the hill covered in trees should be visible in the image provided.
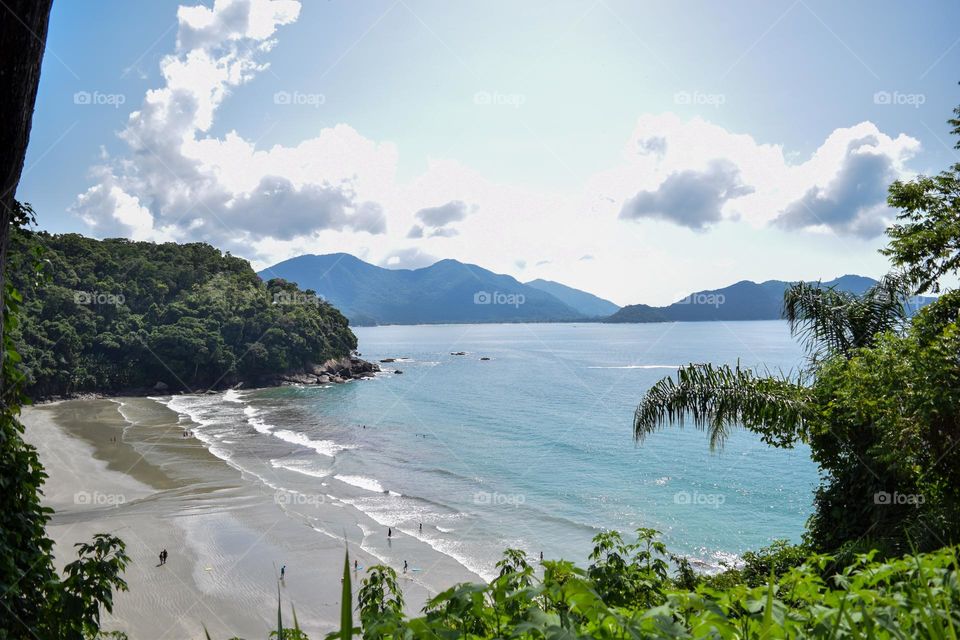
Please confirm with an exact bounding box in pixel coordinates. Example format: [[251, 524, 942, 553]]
[[10, 231, 361, 397]]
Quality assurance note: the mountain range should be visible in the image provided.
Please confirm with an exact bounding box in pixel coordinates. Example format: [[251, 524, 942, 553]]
[[259, 254, 888, 326], [604, 275, 878, 323], [259, 254, 614, 325]]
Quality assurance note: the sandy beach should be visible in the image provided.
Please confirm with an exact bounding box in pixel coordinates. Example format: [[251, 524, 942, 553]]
[[22, 397, 479, 639]]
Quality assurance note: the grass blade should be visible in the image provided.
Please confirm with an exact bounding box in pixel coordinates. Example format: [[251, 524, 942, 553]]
[[341, 548, 353, 639]]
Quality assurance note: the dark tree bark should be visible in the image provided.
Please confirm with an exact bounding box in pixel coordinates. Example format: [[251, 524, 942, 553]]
[[0, 0, 54, 391]]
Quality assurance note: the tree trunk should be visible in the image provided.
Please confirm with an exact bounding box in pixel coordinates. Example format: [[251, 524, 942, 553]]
[[0, 0, 54, 395]]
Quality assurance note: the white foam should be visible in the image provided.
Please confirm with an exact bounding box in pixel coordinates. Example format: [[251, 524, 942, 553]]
[[162, 395, 218, 428], [412, 530, 496, 582], [272, 429, 352, 457], [335, 475, 386, 493], [270, 458, 330, 479], [223, 389, 246, 403], [248, 417, 274, 434]]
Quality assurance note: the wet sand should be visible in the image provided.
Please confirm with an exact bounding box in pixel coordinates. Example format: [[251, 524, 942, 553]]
[[22, 397, 478, 639]]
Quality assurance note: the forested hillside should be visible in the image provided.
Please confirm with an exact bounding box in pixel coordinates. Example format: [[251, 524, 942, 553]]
[[10, 231, 358, 397]]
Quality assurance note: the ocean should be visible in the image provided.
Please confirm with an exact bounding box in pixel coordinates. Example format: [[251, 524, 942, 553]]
[[157, 321, 817, 580]]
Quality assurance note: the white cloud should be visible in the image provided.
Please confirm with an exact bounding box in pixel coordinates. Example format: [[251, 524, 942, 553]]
[[619, 159, 754, 230], [71, 0, 386, 253], [593, 114, 919, 235]]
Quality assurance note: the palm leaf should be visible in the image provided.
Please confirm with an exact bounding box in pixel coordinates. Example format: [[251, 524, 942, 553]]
[[634, 363, 808, 450], [783, 274, 911, 360], [340, 548, 353, 640]]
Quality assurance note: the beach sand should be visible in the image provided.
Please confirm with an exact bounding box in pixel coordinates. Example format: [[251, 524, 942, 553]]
[[22, 397, 479, 639]]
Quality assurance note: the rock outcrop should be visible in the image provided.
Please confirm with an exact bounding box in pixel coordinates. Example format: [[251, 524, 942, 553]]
[[266, 356, 380, 386]]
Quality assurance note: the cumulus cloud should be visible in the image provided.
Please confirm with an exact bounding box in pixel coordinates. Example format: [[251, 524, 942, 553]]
[[430, 227, 460, 238], [593, 114, 919, 237], [619, 159, 753, 230], [774, 137, 902, 237], [637, 135, 666, 156], [416, 200, 469, 226], [71, 0, 387, 254], [410, 199, 474, 238]]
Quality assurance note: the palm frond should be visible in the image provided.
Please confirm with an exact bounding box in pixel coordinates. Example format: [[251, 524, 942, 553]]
[[783, 281, 858, 358], [783, 274, 912, 361], [633, 363, 809, 450]]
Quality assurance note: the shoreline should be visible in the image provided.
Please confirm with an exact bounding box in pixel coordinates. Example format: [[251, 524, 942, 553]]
[[29, 354, 382, 404], [22, 395, 480, 639]]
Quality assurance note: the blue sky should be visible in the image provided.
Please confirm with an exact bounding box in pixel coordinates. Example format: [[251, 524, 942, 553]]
[[18, 0, 960, 305]]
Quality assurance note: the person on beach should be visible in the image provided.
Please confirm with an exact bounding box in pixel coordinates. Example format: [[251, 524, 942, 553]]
[[403, 560, 408, 573], [388, 527, 392, 538], [280, 565, 286, 580], [158, 551, 163, 566], [354, 559, 358, 572], [419, 522, 422, 533], [540, 551, 543, 562]]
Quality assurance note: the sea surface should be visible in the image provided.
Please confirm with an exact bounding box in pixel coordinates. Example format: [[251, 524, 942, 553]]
[[158, 321, 817, 580]]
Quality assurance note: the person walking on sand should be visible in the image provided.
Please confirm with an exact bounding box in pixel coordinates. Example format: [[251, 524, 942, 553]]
[[388, 527, 392, 539], [419, 522, 422, 534], [280, 565, 285, 580], [403, 560, 408, 574]]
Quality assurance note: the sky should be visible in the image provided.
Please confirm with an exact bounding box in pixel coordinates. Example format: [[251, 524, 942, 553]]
[[18, 0, 960, 306]]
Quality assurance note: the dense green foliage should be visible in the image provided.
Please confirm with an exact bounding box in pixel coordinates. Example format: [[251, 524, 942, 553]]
[[9, 231, 357, 397], [1, 205, 129, 640], [218, 532, 960, 640], [883, 102, 960, 294]]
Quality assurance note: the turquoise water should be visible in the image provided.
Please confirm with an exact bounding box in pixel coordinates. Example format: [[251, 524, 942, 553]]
[[165, 321, 818, 579]]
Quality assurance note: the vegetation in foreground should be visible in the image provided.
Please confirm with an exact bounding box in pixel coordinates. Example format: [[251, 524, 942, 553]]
[[199, 532, 960, 640]]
